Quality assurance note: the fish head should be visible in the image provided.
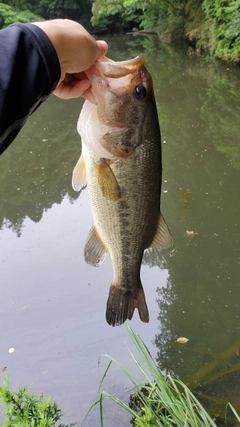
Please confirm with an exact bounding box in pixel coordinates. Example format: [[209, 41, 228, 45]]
[[79, 56, 157, 159]]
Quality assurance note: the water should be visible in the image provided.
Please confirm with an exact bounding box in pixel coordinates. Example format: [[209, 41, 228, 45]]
[[0, 34, 239, 425]]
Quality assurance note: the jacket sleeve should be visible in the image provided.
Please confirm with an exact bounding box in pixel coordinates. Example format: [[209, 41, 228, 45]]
[[0, 23, 61, 155]]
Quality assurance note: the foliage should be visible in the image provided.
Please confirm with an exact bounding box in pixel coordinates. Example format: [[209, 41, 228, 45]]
[[203, 0, 240, 59], [37, 0, 79, 20], [91, 0, 144, 32], [0, 375, 77, 427], [90, 16, 118, 35], [91, 0, 240, 59], [1, 0, 40, 13], [91, 0, 165, 31], [0, 2, 41, 28], [85, 325, 240, 427], [91, 0, 186, 34], [0, 0, 93, 27], [36, 0, 92, 22], [1, 0, 240, 59]]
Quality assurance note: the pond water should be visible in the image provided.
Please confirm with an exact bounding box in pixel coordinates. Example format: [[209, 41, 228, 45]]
[[0, 34, 240, 426]]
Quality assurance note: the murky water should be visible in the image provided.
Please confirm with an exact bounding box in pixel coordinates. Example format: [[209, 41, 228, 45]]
[[0, 34, 239, 426]]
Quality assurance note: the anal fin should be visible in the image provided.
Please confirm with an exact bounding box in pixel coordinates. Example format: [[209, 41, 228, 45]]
[[150, 213, 173, 249]]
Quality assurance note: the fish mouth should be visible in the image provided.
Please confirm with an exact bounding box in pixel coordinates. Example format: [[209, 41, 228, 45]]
[[96, 56, 146, 78], [88, 56, 146, 97], [83, 56, 148, 159]]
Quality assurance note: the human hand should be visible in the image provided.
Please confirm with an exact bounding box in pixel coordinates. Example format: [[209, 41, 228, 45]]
[[33, 19, 108, 102]]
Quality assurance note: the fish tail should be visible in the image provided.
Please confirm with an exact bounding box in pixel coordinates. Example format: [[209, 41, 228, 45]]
[[106, 284, 149, 327]]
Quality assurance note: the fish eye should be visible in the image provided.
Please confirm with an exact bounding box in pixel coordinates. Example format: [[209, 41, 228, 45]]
[[134, 85, 147, 100]]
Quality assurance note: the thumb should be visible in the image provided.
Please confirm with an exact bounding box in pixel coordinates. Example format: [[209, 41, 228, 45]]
[[96, 40, 108, 58]]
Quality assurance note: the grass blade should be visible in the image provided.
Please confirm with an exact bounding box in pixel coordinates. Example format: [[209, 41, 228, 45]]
[[86, 324, 240, 427]]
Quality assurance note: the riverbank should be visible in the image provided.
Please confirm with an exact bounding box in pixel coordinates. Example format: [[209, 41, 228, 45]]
[[91, 0, 240, 62]]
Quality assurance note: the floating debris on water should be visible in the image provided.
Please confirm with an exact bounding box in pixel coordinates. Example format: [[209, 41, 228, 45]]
[[176, 337, 189, 344]]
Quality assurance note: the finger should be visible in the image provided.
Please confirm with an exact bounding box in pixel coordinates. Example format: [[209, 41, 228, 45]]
[[53, 79, 91, 99], [81, 87, 97, 104], [96, 40, 108, 58]]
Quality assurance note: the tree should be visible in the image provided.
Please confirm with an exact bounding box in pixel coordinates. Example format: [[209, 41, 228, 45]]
[[37, 0, 79, 20], [0, 2, 41, 28], [203, 0, 240, 59], [91, 0, 159, 30]]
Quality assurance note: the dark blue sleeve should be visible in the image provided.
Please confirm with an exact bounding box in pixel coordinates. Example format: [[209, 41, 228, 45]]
[[0, 23, 61, 155]]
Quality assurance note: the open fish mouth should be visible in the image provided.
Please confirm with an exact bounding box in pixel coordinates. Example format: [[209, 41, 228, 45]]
[[79, 55, 152, 159], [96, 56, 146, 78], [88, 56, 147, 96]]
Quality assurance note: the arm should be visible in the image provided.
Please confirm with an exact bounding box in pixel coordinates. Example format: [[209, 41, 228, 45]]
[[0, 20, 107, 155], [0, 23, 60, 155]]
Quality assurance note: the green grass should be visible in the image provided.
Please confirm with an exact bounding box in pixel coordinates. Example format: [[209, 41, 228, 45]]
[[0, 376, 76, 427], [1, 326, 240, 426], [86, 325, 240, 427]]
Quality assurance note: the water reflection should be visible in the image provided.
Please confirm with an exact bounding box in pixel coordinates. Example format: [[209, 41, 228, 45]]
[[0, 34, 240, 424], [0, 96, 83, 235]]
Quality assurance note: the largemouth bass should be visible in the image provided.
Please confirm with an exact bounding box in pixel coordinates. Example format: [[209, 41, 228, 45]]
[[72, 56, 172, 326]]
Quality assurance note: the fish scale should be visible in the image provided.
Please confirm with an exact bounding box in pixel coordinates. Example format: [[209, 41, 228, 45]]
[[72, 56, 173, 326], [83, 132, 162, 325]]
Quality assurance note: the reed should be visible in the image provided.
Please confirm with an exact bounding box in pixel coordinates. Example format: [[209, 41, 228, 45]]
[[86, 325, 240, 427]]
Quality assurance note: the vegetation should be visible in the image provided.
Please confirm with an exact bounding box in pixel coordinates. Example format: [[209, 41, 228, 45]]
[[91, 0, 240, 60], [0, 375, 76, 426], [0, 0, 240, 59], [0, 0, 93, 29], [1, 327, 240, 426], [0, 3, 41, 27], [86, 325, 240, 427], [203, 0, 240, 59]]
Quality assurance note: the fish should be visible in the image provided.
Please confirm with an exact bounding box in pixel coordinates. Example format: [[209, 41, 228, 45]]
[[72, 56, 173, 326]]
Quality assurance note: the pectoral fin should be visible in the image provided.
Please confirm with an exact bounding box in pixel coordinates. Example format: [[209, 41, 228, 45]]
[[72, 154, 87, 191], [95, 159, 121, 201], [84, 226, 108, 267], [150, 214, 173, 249]]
